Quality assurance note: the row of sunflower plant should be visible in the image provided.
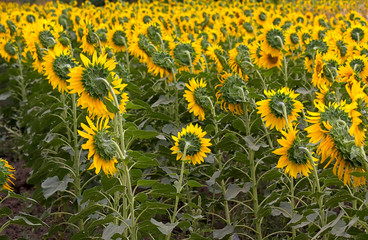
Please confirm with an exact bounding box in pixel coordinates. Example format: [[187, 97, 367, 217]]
[[1, 0, 368, 239]]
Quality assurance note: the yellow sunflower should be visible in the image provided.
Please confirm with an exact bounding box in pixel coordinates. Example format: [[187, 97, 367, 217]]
[[184, 78, 208, 121], [228, 43, 250, 78], [273, 126, 316, 178], [0, 37, 17, 62], [170, 123, 212, 165], [206, 44, 227, 73], [312, 51, 340, 88], [306, 101, 366, 187], [170, 40, 202, 73], [259, 49, 282, 69], [215, 73, 248, 115], [146, 51, 174, 80], [107, 24, 127, 53], [128, 29, 156, 64], [67, 51, 128, 119], [257, 87, 304, 131], [249, 41, 262, 68], [259, 23, 285, 57], [80, 20, 99, 55], [345, 24, 368, 44], [78, 116, 118, 176], [0, 158, 15, 195], [42, 44, 77, 93]]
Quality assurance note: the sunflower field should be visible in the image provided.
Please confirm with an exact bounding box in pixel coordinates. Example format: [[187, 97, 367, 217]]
[[1, 0, 368, 239]]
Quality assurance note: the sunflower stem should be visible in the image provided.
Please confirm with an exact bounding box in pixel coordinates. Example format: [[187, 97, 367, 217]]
[[172, 67, 179, 128], [156, 32, 165, 52], [121, 36, 130, 71], [184, 50, 194, 74], [275, 35, 288, 86], [71, 93, 84, 231], [278, 101, 290, 130], [166, 143, 189, 240], [93, 32, 104, 55], [202, 54, 209, 73], [300, 147, 326, 230], [16, 40, 27, 103], [207, 96, 231, 225], [290, 178, 296, 239]]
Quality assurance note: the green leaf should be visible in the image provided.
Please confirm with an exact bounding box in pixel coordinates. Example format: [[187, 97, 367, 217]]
[[225, 182, 252, 200], [134, 156, 159, 168], [150, 218, 178, 235], [7, 192, 37, 203], [187, 180, 202, 188], [137, 180, 157, 186], [103, 98, 119, 114], [243, 135, 268, 151], [213, 225, 234, 239], [262, 169, 282, 181], [41, 175, 73, 199], [151, 95, 175, 107], [0, 206, 12, 217], [69, 204, 103, 223], [135, 192, 148, 203], [126, 101, 146, 110], [102, 223, 127, 240], [11, 212, 47, 227], [126, 129, 159, 140], [81, 186, 104, 204]]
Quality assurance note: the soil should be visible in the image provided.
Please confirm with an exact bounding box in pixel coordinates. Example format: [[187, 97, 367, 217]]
[[0, 158, 49, 240]]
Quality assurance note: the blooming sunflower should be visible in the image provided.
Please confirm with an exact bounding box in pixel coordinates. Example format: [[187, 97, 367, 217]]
[[345, 24, 368, 44], [257, 87, 304, 131], [259, 49, 282, 69], [253, 8, 268, 26], [128, 29, 156, 63], [284, 27, 300, 52], [107, 24, 127, 53], [0, 158, 15, 195], [312, 51, 340, 88], [259, 24, 285, 57], [170, 40, 202, 73], [315, 83, 337, 106], [215, 73, 248, 115], [206, 44, 227, 73], [184, 78, 209, 121], [146, 50, 174, 80], [42, 44, 77, 93], [80, 20, 99, 55], [170, 123, 211, 165], [249, 41, 262, 68], [228, 43, 250, 78], [68, 51, 128, 119], [78, 116, 118, 176], [273, 126, 316, 178], [0, 37, 17, 62], [306, 101, 366, 187]]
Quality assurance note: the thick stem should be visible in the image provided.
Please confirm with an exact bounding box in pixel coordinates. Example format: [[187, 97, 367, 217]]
[[166, 143, 189, 240], [290, 178, 296, 239], [172, 68, 179, 127]]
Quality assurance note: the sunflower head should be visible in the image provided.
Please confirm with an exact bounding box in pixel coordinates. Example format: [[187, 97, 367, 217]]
[[170, 123, 212, 165], [273, 127, 314, 178], [0, 158, 15, 193], [184, 78, 210, 121], [216, 73, 248, 115], [257, 87, 304, 131], [172, 42, 198, 67], [78, 117, 118, 176], [260, 24, 285, 54]]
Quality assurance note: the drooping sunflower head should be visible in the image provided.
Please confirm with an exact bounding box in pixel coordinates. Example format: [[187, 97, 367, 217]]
[[346, 55, 368, 80], [0, 158, 15, 194], [284, 27, 300, 52], [170, 123, 212, 165], [215, 72, 248, 115], [228, 43, 250, 77], [259, 48, 282, 70], [128, 29, 157, 63], [78, 117, 118, 177], [253, 8, 268, 26], [257, 87, 304, 131], [249, 40, 262, 68], [315, 83, 338, 106], [184, 78, 210, 121], [206, 43, 227, 73], [80, 20, 99, 55], [43, 44, 77, 93], [146, 50, 174, 80], [273, 126, 315, 178], [170, 40, 202, 72]]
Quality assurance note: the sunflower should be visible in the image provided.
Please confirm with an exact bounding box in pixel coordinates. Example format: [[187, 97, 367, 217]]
[[257, 87, 304, 131], [284, 27, 300, 52], [107, 24, 127, 53], [146, 50, 174, 80], [0, 37, 17, 62], [184, 78, 209, 121], [346, 81, 368, 146], [170, 123, 212, 165], [249, 41, 262, 68], [206, 44, 227, 73], [345, 55, 368, 80], [345, 24, 368, 44], [170, 40, 202, 73], [312, 51, 340, 88], [42, 44, 77, 93], [68, 51, 128, 119], [259, 48, 282, 69], [78, 116, 118, 176], [306, 101, 366, 187], [228, 43, 250, 78], [273, 126, 316, 178], [259, 24, 285, 57], [80, 20, 99, 55], [253, 8, 268, 26], [315, 83, 337, 106], [215, 73, 248, 115], [128, 29, 156, 64], [0, 158, 15, 195]]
